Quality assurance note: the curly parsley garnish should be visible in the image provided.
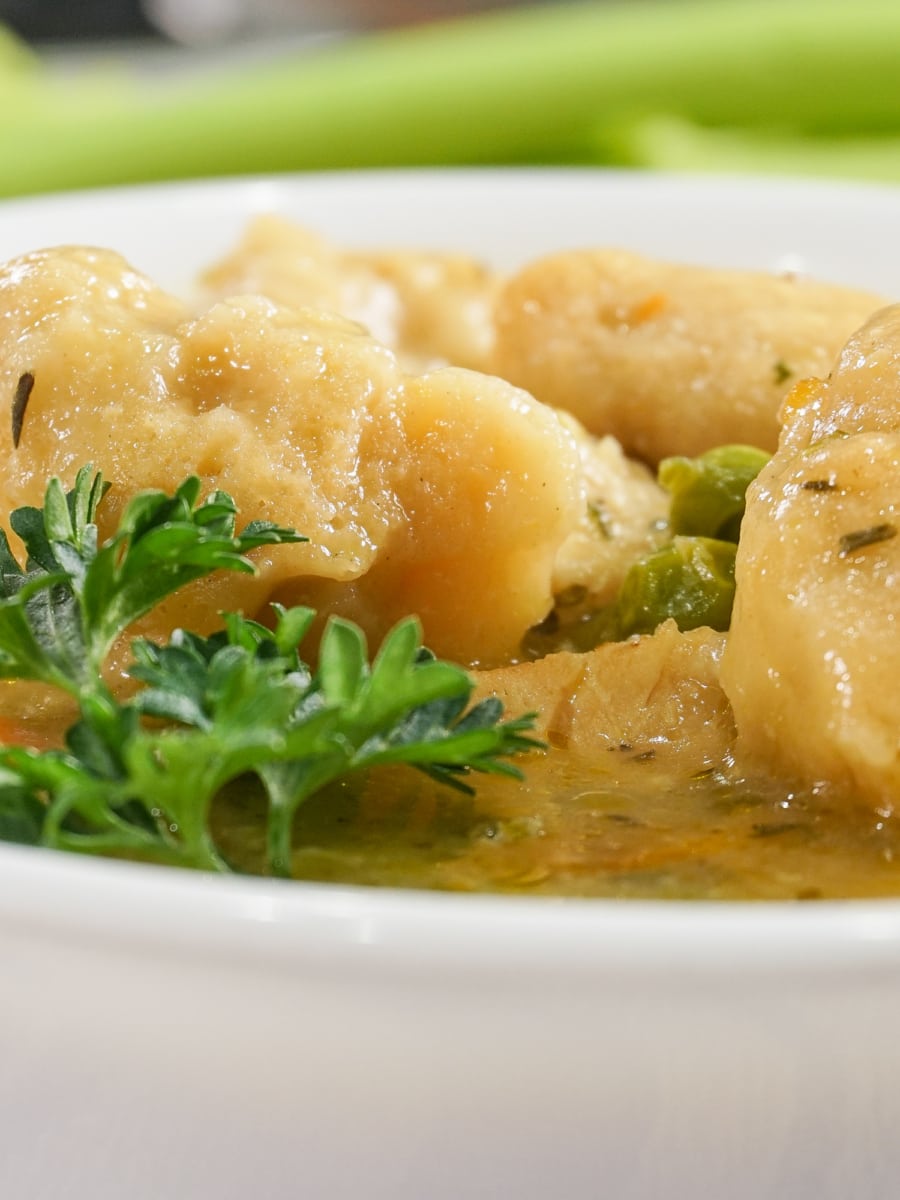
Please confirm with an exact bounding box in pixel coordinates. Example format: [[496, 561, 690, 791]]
[[0, 467, 539, 876]]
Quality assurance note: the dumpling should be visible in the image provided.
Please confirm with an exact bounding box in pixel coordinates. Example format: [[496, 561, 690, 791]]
[[493, 247, 884, 463], [200, 214, 499, 372], [0, 245, 583, 679], [721, 304, 900, 810]]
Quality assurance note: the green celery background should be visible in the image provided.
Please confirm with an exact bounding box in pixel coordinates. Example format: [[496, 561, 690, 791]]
[[2, 0, 900, 195]]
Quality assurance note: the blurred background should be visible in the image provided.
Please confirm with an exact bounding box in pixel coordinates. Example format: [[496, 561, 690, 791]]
[[0, 0, 541, 44], [1, 0, 899, 196]]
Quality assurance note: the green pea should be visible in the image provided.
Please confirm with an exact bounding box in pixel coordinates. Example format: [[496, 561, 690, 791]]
[[615, 536, 737, 637], [659, 444, 770, 542]]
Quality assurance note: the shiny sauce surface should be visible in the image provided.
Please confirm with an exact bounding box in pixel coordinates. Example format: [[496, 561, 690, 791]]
[[213, 751, 900, 900]]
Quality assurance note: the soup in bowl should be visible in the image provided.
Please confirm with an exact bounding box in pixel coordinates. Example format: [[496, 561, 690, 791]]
[[0, 170, 897, 1200]]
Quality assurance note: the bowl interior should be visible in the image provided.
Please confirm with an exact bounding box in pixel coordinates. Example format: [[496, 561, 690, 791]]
[[1, 167, 899, 971]]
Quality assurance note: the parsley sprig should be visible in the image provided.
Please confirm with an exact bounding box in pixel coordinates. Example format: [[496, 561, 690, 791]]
[[0, 468, 539, 876]]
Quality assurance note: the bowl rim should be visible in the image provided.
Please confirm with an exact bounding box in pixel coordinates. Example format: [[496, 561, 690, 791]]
[[4, 160, 900, 207], [5, 840, 900, 979]]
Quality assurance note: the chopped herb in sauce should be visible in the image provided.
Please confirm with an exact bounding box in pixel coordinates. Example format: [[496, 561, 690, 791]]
[[750, 821, 809, 839]]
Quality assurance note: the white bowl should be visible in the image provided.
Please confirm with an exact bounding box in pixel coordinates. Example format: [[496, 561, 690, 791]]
[[1, 170, 899, 1200]]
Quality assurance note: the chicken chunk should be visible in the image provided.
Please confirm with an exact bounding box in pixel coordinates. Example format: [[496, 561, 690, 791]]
[[476, 621, 733, 775], [721, 304, 900, 810], [200, 214, 498, 372], [0, 245, 584, 692], [493, 248, 884, 463]]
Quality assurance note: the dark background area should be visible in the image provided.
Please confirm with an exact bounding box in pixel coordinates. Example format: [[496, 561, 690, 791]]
[[0, 0, 536, 43], [0, 0, 156, 39]]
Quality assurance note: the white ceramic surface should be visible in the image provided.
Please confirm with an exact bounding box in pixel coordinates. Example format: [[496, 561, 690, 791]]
[[0, 170, 899, 1200]]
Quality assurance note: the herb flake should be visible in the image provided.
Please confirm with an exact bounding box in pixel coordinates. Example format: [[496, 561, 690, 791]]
[[11, 372, 34, 449], [801, 478, 837, 492], [838, 523, 897, 558]]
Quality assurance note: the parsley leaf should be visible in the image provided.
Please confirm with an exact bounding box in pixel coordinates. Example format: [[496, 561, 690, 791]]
[[0, 470, 540, 876]]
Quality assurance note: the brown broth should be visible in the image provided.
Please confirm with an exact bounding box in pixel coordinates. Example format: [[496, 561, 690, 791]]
[[212, 750, 900, 900]]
